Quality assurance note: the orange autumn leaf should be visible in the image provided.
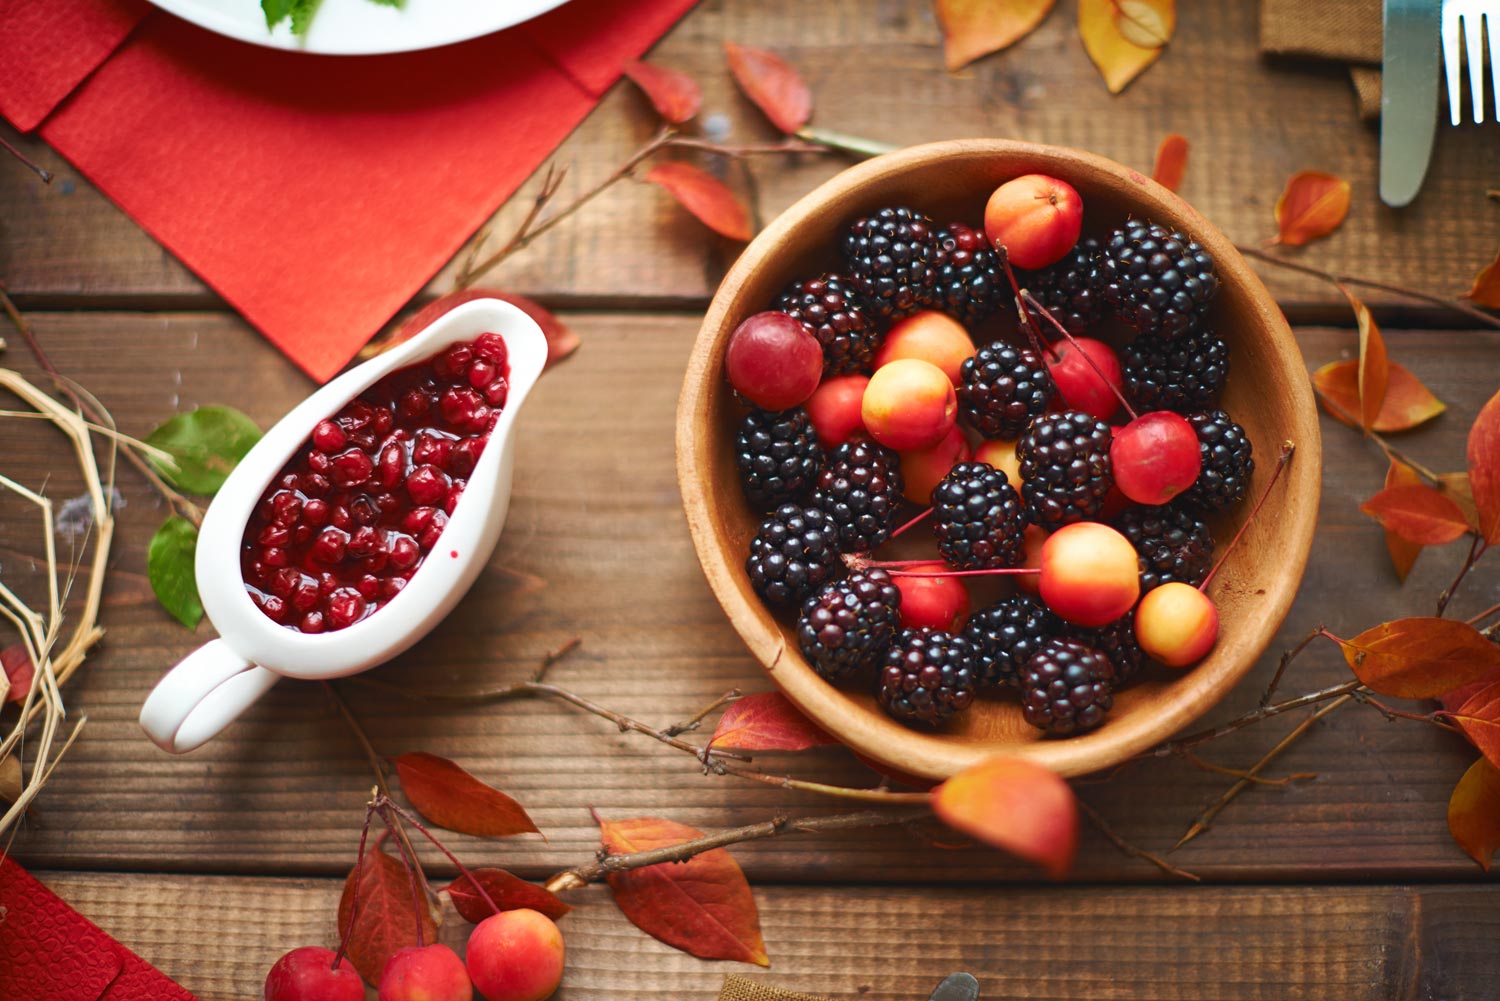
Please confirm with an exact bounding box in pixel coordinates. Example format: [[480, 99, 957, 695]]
[[391, 751, 539, 838], [623, 61, 702, 124], [1468, 388, 1500, 544], [708, 691, 838, 752], [1382, 460, 1425, 580], [932, 756, 1077, 878], [1340, 286, 1389, 433], [1439, 472, 1481, 531], [1273, 170, 1351, 246], [337, 844, 439, 985], [1077, 0, 1174, 94], [934, 0, 1056, 72], [1449, 756, 1500, 870], [1463, 246, 1500, 309], [1450, 682, 1500, 771], [724, 42, 811, 135], [645, 162, 752, 242], [1359, 483, 1470, 546], [444, 868, 571, 924], [1337, 618, 1500, 699], [1152, 133, 1189, 192], [1311, 360, 1444, 433], [600, 815, 769, 966]]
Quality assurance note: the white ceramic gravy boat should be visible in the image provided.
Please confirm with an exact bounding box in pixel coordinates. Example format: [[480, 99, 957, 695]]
[[140, 299, 547, 753]]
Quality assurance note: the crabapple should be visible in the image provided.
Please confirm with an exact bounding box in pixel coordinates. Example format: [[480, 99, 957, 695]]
[[1013, 524, 1049, 596], [725, 311, 822, 410], [1046, 337, 1123, 422], [892, 565, 971, 631], [263, 947, 364, 1001], [972, 439, 1022, 496], [1135, 581, 1219, 667], [1039, 522, 1140, 627], [899, 425, 972, 504], [378, 944, 471, 1001], [465, 908, 566, 1001], [1110, 411, 1202, 506], [873, 310, 976, 385], [985, 174, 1084, 270], [804, 374, 870, 448], [862, 358, 957, 450]]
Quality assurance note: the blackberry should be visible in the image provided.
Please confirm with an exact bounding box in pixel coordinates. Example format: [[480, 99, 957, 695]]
[[931, 462, 1027, 570], [958, 341, 1054, 440], [811, 439, 904, 552], [1020, 637, 1116, 736], [1180, 410, 1254, 512], [1100, 220, 1219, 338], [962, 595, 1060, 688], [1016, 411, 1114, 529], [1067, 617, 1146, 687], [735, 408, 823, 508], [797, 569, 902, 682], [746, 503, 842, 608], [1019, 236, 1105, 336], [1122, 327, 1229, 413], [842, 206, 940, 321], [776, 273, 881, 375], [1113, 503, 1214, 593], [931, 221, 1007, 325], [878, 627, 979, 727]]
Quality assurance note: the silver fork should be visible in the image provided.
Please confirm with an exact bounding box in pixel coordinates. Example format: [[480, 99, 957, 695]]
[[1442, 0, 1500, 123]]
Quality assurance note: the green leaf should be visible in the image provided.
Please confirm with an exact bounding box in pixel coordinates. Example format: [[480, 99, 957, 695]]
[[149, 517, 203, 629], [145, 406, 262, 495], [366, 0, 404, 7], [262, 0, 295, 28], [289, 0, 323, 34]]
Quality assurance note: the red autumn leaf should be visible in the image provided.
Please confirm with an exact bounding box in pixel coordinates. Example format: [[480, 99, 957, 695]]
[[388, 288, 579, 369], [1381, 460, 1425, 580], [337, 844, 438, 985], [623, 61, 702, 124], [1464, 246, 1500, 309], [600, 815, 768, 966], [1359, 484, 1471, 546], [1273, 170, 1351, 246], [391, 752, 539, 838], [1, 643, 34, 704], [723, 42, 811, 135], [934, 0, 1056, 72], [1077, 0, 1174, 94], [1449, 756, 1500, 870], [1336, 618, 1500, 699], [932, 756, 1077, 878], [444, 868, 571, 924], [1311, 361, 1445, 433], [1468, 389, 1500, 544], [708, 691, 838, 752], [644, 162, 752, 242], [1152, 133, 1189, 192], [1450, 682, 1500, 771], [1441, 671, 1500, 716]]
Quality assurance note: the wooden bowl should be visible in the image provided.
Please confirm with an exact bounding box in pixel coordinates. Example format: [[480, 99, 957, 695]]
[[676, 140, 1321, 780]]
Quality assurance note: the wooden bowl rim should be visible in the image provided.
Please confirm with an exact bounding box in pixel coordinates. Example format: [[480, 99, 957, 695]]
[[677, 138, 1322, 779]]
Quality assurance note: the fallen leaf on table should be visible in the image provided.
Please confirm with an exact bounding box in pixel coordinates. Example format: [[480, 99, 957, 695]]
[[1463, 246, 1500, 309], [932, 756, 1077, 878], [391, 751, 539, 838], [148, 516, 202, 629], [600, 815, 769, 965], [1380, 460, 1425, 580], [1273, 170, 1350, 246], [1, 643, 34, 705], [1449, 756, 1500, 870], [1340, 286, 1389, 433], [337, 845, 439, 986], [1336, 617, 1500, 699], [1449, 682, 1500, 770], [1360, 483, 1471, 546], [645, 162, 753, 241], [708, 691, 838, 752], [1312, 360, 1444, 433], [724, 42, 812, 135], [145, 405, 262, 495], [1467, 389, 1500, 544], [623, 61, 702, 124], [1152, 132, 1189, 191], [934, 0, 1056, 72], [444, 868, 571, 923], [1077, 0, 1174, 94]]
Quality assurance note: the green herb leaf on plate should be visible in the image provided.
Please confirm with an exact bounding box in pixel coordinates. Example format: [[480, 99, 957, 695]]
[[145, 406, 262, 495], [149, 516, 203, 629]]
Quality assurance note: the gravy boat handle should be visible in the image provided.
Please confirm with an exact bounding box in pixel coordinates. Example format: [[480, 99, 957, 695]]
[[139, 639, 281, 753]]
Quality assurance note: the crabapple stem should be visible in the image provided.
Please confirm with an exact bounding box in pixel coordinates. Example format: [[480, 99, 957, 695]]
[[1201, 442, 1296, 590], [863, 560, 1040, 580], [334, 801, 378, 971], [1018, 290, 1138, 420], [994, 246, 1057, 360], [382, 796, 505, 917], [377, 802, 429, 948], [887, 507, 933, 541]]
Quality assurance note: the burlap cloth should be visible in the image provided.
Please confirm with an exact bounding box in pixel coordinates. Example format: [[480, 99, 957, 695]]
[[718, 976, 835, 1001], [1260, 0, 1383, 119]]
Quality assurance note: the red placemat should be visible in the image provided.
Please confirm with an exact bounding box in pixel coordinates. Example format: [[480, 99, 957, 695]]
[[2, 0, 696, 381], [0, 855, 198, 1000]]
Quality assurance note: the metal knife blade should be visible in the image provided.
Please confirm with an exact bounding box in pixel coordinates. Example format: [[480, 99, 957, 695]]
[[927, 973, 979, 1001], [1380, 0, 1442, 207]]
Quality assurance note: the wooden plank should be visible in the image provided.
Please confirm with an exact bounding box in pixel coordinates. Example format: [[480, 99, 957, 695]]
[[4, 0, 1499, 313], [2, 312, 1497, 882], [31, 871, 1500, 1000]]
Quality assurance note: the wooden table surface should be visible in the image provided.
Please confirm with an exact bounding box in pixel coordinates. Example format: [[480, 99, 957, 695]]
[[4, 1, 1500, 998]]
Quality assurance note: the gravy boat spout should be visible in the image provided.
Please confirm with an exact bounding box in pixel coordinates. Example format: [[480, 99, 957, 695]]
[[140, 298, 547, 753]]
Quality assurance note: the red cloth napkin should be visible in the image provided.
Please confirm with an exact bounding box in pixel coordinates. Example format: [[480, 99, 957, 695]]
[[2, 0, 696, 381], [0, 855, 198, 1000]]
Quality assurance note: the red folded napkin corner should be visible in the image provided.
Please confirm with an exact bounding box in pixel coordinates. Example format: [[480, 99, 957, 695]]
[[0, 0, 148, 131], [4, 0, 697, 382], [0, 855, 198, 1000]]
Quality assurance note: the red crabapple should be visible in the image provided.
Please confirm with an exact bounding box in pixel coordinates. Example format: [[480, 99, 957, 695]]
[[724, 311, 822, 410], [985, 174, 1084, 270], [1110, 411, 1202, 506], [892, 565, 971, 631], [972, 439, 1022, 496], [1039, 522, 1140, 627], [465, 908, 566, 1001], [899, 425, 972, 504], [1045, 337, 1123, 422], [1135, 581, 1219, 667], [873, 310, 976, 386], [804, 374, 870, 448], [378, 944, 471, 1001], [862, 358, 958, 451], [1013, 524, 1049, 596], [263, 947, 364, 1001]]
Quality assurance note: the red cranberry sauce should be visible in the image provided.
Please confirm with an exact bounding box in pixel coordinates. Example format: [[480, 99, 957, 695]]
[[241, 333, 511, 633]]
